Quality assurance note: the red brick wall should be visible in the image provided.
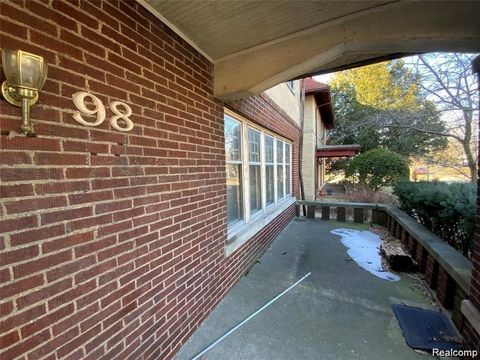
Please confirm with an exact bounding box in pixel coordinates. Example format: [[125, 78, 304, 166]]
[[0, 1, 299, 359], [470, 60, 480, 311], [465, 55, 480, 351]]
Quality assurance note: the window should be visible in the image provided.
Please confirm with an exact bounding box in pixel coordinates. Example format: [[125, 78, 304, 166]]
[[225, 115, 243, 226], [248, 128, 262, 214], [285, 143, 291, 196], [265, 135, 275, 206], [224, 111, 293, 234], [276, 139, 284, 199], [286, 80, 295, 93]]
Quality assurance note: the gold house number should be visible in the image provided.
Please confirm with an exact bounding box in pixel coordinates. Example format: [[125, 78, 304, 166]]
[[72, 92, 134, 132]]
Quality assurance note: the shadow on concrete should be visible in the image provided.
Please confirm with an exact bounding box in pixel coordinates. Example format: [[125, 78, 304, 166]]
[[175, 219, 435, 360]]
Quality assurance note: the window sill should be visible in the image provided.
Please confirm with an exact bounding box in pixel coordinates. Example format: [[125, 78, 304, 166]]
[[225, 196, 296, 257]]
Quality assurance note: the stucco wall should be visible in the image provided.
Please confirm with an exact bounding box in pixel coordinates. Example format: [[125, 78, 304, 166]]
[[264, 81, 302, 127], [302, 96, 316, 200]]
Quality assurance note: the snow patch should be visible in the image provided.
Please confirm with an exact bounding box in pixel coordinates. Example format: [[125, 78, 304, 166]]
[[331, 228, 400, 281]]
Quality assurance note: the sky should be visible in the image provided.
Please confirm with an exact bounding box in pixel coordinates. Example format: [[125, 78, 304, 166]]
[[314, 73, 333, 84]]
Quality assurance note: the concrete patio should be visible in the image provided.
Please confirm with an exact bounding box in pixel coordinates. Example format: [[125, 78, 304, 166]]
[[175, 219, 439, 360]]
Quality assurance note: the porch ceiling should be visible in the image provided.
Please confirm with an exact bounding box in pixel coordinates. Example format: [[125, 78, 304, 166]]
[[140, 0, 480, 100]]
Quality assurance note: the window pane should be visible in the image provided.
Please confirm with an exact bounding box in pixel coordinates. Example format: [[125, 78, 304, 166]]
[[285, 143, 291, 164], [226, 164, 243, 225], [225, 116, 241, 162], [249, 165, 261, 213], [265, 135, 274, 163], [276, 139, 283, 163], [266, 165, 274, 205], [277, 164, 284, 199], [248, 128, 260, 163], [286, 164, 291, 195]]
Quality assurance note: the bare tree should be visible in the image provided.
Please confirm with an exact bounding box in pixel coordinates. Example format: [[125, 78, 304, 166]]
[[409, 53, 479, 182]]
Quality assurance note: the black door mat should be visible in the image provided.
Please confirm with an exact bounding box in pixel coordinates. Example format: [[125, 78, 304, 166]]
[[391, 304, 462, 351]]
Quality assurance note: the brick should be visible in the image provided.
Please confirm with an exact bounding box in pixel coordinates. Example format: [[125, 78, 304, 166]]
[[81, 25, 120, 53], [17, 278, 72, 310], [1, 329, 50, 360], [26, 0, 77, 29], [0, 151, 32, 165], [97, 220, 132, 238], [75, 258, 116, 285], [21, 304, 74, 338], [95, 199, 132, 214], [0, 183, 34, 198], [47, 279, 96, 313], [0, 330, 19, 349], [77, 282, 118, 309], [65, 167, 110, 179], [13, 250, 72, 279], [68, 191, 113, 205], [0, 269, 10, 284], [0, 302, 14, 318], [85, 53, 125, 78], [102, 25, 137, 52], [5, 196, 68, 214], [30, 30, 84, 60], [34, 152, 88, 165], [0, 33, 56, 64], [52, 0, 98, 28], [42, 231, 94, 253], [61, 29, 105, 58], [63, 140, 109, 154], [0, 135, 61, 151], [0, 1, 57, 36], [47, 255, 96, 283], [0, 245, 39, 266], [29, 326, 79, 360], [113, 207, 144, 222], [67, 213, 113, 232], [1, 168, 64, 182], [35, 181, 90, 195], [11, 224, 65, 246], [41, 206, 92, 225], [0, 304, 46, 334], [108, 52, 141, 74], [0, 17, 27, 39], [98, 241, 134, 262], [89, 80, 128, 101], [1, 217, 39, 236], [99, 263, 134, 287], [77, 235, 114, 261], [55, 323, 101, 358]]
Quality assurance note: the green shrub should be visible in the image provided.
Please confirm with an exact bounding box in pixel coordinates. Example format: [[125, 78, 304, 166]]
[[393, 181, 476, 258], [345, 148, 409, 196]]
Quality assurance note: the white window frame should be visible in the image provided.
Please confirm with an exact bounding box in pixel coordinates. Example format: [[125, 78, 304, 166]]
[[286, 80, 295, 94], [247, 126, 262, 219], [264, 134, 275, 209], [285, 143, 292, 196], [224, 109, 295, 255], [224, 115, 245, 230]]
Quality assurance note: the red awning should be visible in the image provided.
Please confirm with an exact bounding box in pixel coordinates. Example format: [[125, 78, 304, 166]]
[[316, 144, 361, 158]]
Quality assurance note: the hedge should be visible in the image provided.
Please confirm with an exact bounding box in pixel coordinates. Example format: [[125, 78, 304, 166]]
[[393, 181, 476, 258]]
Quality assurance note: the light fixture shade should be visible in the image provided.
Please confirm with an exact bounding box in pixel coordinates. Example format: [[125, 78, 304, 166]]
[[2, 49, 48, 90]]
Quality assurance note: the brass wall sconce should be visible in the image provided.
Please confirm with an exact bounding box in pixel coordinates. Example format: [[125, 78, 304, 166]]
[[1, 49, 48, 135]]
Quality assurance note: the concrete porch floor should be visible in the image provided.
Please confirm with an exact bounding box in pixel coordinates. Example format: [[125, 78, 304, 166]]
[[175, 219, 438, 360]]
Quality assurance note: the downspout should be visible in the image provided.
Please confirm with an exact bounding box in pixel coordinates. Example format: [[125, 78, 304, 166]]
[[298, 79, 306, 216]]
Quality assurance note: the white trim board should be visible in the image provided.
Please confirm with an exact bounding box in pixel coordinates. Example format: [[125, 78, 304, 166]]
[[225, 197, 295, 257], [135, 0, 213, 63]]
